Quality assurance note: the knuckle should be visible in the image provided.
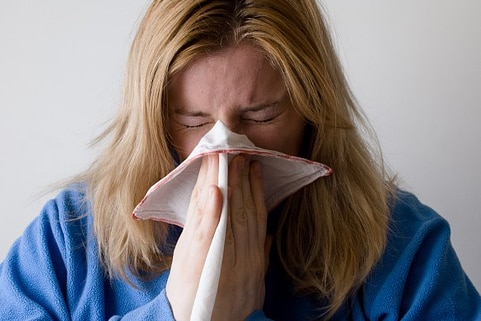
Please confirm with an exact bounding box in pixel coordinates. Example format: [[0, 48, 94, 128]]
[[192, 228, 209, 243], [232, 207, 248, 223]]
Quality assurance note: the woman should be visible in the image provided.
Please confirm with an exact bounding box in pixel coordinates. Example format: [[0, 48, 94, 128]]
[[1, 0, 479, 320]]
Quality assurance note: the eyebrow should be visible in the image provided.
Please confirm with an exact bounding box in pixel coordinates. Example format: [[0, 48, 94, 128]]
[[173, 100, 284, 116], [172, 109, 211, 117], [242, 101, 281, 112]]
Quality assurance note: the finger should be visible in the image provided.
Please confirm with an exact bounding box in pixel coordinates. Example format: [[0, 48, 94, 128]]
[[188, 185, 223, 265], [184, 154, 219, 230], [195, 153, 219, 187], [228, 155, 248, 224], [197, 185, 223, 238], [227, 155, 249, 261], [249, 160, 267, 246], [172, 185, 222, 274], [243, 159, 261, 251], [176, 156, 222, 276]]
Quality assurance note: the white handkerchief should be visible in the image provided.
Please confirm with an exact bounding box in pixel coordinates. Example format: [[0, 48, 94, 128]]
[[133, 121, 331, 320], [134, 121, 331, 223]]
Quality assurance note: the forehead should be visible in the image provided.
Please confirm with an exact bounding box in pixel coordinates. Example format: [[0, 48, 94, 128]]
[[168, 44, 286, 111]]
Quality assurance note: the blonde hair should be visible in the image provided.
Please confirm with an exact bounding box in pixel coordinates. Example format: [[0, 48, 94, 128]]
[[81, 0, 394, 318]]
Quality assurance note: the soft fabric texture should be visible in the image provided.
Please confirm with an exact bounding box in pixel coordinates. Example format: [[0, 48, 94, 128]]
[[133, 121, 331, 224], [0, 187, 480, 320]]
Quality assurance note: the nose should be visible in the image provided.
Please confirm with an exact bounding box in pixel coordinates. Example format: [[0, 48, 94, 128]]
[[215, 116, 242, 135]]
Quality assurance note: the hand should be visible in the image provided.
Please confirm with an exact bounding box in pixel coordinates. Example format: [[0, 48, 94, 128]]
[[166, 154, 223, 321], [212, 155, 271, 321], [166, 154, 271, 321]]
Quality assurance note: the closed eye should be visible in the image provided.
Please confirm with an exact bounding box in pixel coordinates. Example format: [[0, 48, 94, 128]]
[[241, 104, 283, 124], [241, 115, 278, 124], [172, 109, 213, 129], [174, 119, 213, 129]]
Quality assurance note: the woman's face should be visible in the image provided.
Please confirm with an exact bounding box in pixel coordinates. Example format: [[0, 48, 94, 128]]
[[168, 43, 305, 160]]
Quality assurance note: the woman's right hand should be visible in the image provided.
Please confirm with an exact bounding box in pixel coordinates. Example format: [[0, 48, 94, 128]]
[[166, 154, 223, 321]]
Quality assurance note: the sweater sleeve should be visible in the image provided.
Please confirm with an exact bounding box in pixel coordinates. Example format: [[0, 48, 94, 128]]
[[0, 189, 178, 321], [108, 289, 175, 321], [0, 195, 73, 320]]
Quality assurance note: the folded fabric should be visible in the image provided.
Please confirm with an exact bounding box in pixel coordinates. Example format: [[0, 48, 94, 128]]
[[133, 120, 331, 321], [133, 121, 331, 224]]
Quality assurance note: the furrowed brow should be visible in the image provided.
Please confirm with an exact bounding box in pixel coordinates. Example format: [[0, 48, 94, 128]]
[[173, 108, 210, 117]]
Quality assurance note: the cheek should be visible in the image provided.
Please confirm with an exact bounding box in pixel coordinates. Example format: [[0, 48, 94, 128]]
[[170, 130, 203, 161]]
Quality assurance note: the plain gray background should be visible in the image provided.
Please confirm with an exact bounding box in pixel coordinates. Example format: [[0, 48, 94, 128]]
[[1, 0, 480, 291]]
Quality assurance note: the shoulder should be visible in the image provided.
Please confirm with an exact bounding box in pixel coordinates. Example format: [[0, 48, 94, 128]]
[[44, 184, 90, 220], [373, 189, 452, 279], [384, 190, 455, 267], [0, 185, 102, 319], [390, 190, 445, 229], [7, 184, 95, 269], [353, 190, 481, 319], [386, 190, 450, 249], [38, 185, 93, 244]]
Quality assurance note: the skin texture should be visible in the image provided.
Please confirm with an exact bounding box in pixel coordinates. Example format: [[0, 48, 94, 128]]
[[168, 43, 305, 160], [166, 43, 305, 321]]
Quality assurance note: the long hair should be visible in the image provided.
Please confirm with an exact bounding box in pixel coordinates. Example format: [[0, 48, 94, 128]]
[[81, 0, 394, 318]]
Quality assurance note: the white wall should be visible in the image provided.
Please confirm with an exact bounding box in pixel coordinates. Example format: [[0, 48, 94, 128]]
[[0, 0, 149, 259], [323, 0, 481, 290], [1, 0, 479, 291]]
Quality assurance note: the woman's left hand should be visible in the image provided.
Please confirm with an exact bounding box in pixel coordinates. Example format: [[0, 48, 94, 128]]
[[211, 155, 272, 321]]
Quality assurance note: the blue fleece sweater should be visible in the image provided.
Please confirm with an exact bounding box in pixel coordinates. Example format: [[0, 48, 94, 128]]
[[0, 188, 480, 320]]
